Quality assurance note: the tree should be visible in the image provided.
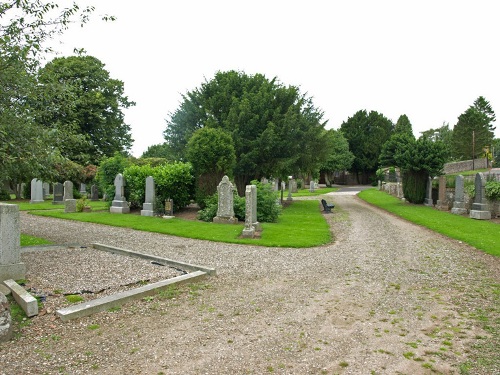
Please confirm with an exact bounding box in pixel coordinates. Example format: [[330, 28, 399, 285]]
[[36, 55, 135, 165], [340, 110, 394, 184], [420, 122, 453, 160], [379, 133, 415, 168], [394, 114, 413, 135], [395, 137, 447, 203], [320, 129, 354, 185], [164, 70, 329, 193], [141, 143, 172, 159], [451, 97, 495, 161], [186, 127, 236, 204]]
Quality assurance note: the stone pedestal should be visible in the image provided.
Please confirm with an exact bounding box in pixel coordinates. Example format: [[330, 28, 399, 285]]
[[140, 203, 154, 217], [424, 198, 434, 207], [451, 201, 467, 215], [469, 173, 491, 220], [110, 200, 130, 214], [470, 203, 491, 220], [0, 204, 26, 282], [213, 216, 238, 224]]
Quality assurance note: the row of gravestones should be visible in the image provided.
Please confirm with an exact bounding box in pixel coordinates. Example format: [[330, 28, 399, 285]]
[[425, 172, 492, 220], [29, 179, 99, 204]]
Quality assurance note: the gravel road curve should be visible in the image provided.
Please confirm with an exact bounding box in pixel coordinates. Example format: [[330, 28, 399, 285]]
[[1, 193, 499, 374]]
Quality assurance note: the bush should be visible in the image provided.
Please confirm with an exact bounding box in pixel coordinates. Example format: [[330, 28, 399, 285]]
[[76, 197, 89, 212], [0, 189, 11, 200], [251, 180, 281, 223], [196, 192, 245, 222], [485, 180, 500, 201], [122, 164, 154, 209]]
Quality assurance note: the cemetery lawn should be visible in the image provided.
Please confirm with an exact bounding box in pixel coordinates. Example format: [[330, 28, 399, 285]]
[[20, 234, 53, 246], [358, 188, 500, 257], [29, 200, 331, 248], [292, 187, 338, 197], [3, 199, 109, 211]]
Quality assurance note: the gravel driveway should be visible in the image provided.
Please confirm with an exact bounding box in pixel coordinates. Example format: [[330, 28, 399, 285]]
[[1, 193, 499, 374]]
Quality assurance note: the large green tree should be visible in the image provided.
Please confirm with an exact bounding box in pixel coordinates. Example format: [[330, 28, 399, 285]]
[[36, 55, 134, 165], [164, 70, 329, 193], [340, 110, 394, 183], [320, 129, 354, 185], [451, 96, 495, 161], [420, 122, 453, 160]]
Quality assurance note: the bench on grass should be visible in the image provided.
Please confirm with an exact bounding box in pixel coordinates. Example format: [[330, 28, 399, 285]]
[[321, 199, 335, 213]]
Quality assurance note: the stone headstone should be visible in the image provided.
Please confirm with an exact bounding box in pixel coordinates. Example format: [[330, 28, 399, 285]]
[[29, 179, 44, 204], [0, 203, 26, 282], [470, 173, 491, 220], [64, 199, 77, 213], [291, 179, 298, 193], [250, 184, 261, 231], [79, 183, 87, 197], [42, 182, 50, 199], [287, 179, 293, 201], [309, 180, 315, 193], [451, 175, 467, 215], [424, 176, 434, 207], [52, 183, 64, 205], [436, 175, 448, 210], [0, 292, 12, 342], [63, 181, 73, 201], [110, 174, 130, 214], [213, 176, 238, 224], [141, 176, 155, 217], [242, 185, 255, 238], [90, 185, 99, 201], [378, 180, 381, 190], [164, 199, 174, 217]]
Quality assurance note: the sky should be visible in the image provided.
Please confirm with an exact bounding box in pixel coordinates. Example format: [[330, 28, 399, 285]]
[[49, 0, 500, 157]]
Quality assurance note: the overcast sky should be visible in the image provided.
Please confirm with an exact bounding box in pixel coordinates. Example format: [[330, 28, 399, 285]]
[[50, 0, 500, 156]]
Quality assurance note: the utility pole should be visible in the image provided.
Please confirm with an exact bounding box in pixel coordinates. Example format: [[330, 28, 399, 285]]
[[472, 130, 475, 170]]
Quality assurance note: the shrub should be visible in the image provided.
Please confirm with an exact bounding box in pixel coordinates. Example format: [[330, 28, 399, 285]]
[[0, 189, 11, 200], [485, 180, 500, 201], [251, 180, 281, 223], [76, 197, 89, 212], [122, 164, 154, 209]]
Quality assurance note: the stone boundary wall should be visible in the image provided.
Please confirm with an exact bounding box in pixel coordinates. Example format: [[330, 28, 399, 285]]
[[444, 159, 488, 174]]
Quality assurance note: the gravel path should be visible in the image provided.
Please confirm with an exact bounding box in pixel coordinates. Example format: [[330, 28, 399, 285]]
[[1, 193, 499, 374]]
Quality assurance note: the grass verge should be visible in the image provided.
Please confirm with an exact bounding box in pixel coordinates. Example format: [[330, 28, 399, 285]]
[[29, 200, 331, 248], [292, 187, 338, 197], [358, 188, 499, 257], [1, 199, 109, 211], [20, 234, 53, 247]]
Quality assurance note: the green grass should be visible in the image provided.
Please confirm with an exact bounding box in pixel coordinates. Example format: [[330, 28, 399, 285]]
[[358, 189, 499, 257], [1, 199, 109, 211], [292, 187, 338, 197], [29, 200, 331, 248], [20, 234, 53, 246]]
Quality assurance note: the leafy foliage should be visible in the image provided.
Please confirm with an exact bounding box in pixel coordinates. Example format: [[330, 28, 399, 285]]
[[141, 143, 172, 159], [485, 180, 500, 201], [95, 153, 132, 201], [320, 129, 354, 185], [340, 110, 394, 183], [164, 70, 329, 193]]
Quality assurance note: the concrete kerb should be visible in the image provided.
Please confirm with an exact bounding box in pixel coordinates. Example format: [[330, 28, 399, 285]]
[[54, 244, 216, 322], [56, 271, 207, 322], [91, 243, 216, 276]]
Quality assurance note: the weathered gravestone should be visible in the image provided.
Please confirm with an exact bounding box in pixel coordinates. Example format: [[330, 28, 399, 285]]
[[309, 180, 315, 193], [242, 185, 255, 238], [80, 183, 87, 197], [451, 175, 467, 215], [110, 174, 130, 214], [250, 184, 261, 231], [63, 181, 73, 201], [290, 178, 298, 193], [141, 176, 155, 217], [29, 179, 44, 204], [0, 203, 26, 282], [42, 182, 50, 199], [213, 176, 238, 224], [0, 292, 12, 342], [64, 199, 77, 213], [164, 199, 174, 217], [470, 173, 491, 220], [52, 183, 64, 205], [287, 179, 293, 201], [90, 184, 99, 201], [424, 176, 434, 207], [436, 175, 448, 210]]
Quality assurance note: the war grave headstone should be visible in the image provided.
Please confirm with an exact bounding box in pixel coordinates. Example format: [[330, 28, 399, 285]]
[[90, 184, 99, 201], [110, 173, 130, 214], [80, 183, 87, 197], [213, 176, 238, 224], [436, 175, 448, 210], [141, 176, 155, 217], [42, 182, 50, 199], [470, 173, 491, 220], [451, 175, 467, 215], [29, 178, 44, 204], [424, 176, 434, 207], [63, 181, 73, 201], [0, 203, 26, 282], [52, 183, 64, 205], [242, 185, 255, 238]]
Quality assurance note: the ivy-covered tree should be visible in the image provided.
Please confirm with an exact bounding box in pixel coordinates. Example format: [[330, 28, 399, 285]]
[[451, 96, 495, 161], [36, 55, 135, 165], [320, 129, 354, 185], [340, 110, 394, 184], [163, 70, 329, 193]]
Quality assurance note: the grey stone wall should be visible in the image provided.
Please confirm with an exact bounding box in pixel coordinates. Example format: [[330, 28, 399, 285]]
[[443, 159, 488, 174]]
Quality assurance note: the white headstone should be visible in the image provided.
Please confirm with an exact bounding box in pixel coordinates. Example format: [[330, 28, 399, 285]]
[[141, 176, 155, 216], [29, 179, 44, 204], [0, 203, 26, 282]]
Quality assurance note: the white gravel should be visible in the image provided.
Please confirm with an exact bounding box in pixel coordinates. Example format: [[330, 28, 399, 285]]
[[0, 194, 499, 374]]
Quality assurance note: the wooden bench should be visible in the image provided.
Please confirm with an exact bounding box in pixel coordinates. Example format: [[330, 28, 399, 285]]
[[321, 199, 335, 213]]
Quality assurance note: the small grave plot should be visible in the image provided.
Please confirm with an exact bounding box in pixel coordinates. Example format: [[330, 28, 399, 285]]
[[21, 247, 185, 311]]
